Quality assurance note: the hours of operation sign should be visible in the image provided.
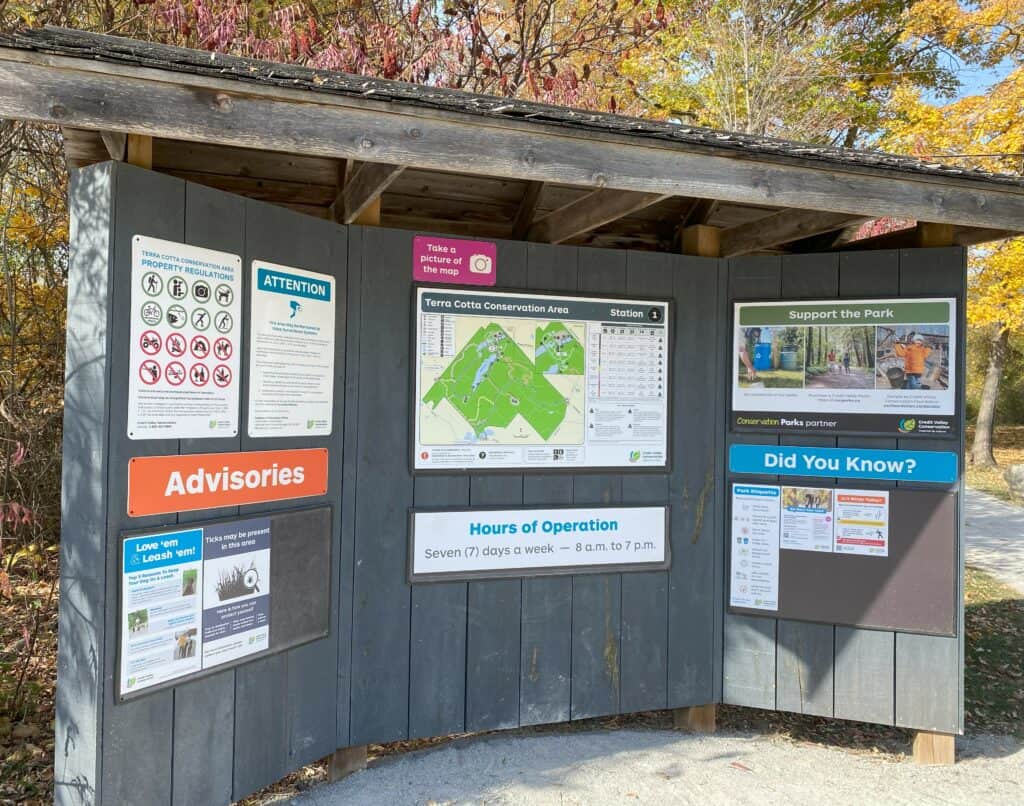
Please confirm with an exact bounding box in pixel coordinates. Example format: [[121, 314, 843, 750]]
[[413, 287, 671, 471], [128, 236, 242, 439]]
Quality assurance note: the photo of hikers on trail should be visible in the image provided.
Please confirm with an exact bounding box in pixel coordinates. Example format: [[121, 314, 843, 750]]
[[875, 325, 950, 391], [736, 326, 806, 388], [804, 325, 876, 389]]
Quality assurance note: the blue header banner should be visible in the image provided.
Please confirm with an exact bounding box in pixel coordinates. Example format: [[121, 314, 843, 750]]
[[123, 528, 203, 573], [730, 444, 958, 484], [256, 266, 331, 301]]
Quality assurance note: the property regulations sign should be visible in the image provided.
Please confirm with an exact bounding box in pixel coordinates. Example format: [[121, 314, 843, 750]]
[[128, 235, 242, 439], [248, 260, 336, 437], [732, 297, 957, 436], [409, 506, 669, 581], [119, 517, 271, 698], [413, 287, 670, 471]]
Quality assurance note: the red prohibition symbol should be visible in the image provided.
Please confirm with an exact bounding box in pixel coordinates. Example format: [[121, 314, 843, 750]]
[[190, 363, 210, 387], [190, 334, 210, 359], [213, 364, 233, 388], [140, 330, 162, 355], [165, 361, 186, 386], [166, 333, 187, 357], [139, 360, 161, 385], [213, 337, 233, 361]]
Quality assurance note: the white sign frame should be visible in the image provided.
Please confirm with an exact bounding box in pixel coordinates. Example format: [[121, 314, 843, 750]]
[[409, 505, 670, 581], [128, 235, 242, 440], [248, 259, 336, 437], [412, 286, 672, 472]]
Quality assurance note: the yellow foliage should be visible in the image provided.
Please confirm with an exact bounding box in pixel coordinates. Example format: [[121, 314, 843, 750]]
[[886, 2, 1024, 332]]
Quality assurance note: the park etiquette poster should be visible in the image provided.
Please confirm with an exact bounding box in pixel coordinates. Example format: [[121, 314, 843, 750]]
[[731, 298, 957, 436]]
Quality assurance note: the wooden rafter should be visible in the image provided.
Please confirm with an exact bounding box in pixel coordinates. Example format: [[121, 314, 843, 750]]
[[330, 161, 404, 224], [511, 180, 544, 239], [528, 189, 670, 244], [720, 210, 870, 257]]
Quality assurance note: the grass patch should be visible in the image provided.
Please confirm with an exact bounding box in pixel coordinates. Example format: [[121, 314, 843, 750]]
[[738, 369, 805, 388], [965, 566, 1024, 737], [966, 425, 1024, 503]]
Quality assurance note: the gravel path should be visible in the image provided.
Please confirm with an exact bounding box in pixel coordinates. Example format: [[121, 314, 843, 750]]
[[291, 729, 1024, 805], [965, 488, 1024, 594]]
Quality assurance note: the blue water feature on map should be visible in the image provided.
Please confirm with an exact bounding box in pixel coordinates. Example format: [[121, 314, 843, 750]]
[[472, 353, 498, 390]]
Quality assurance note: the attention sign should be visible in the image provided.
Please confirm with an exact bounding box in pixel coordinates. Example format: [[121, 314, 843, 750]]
[[126, 448, 329, 516]]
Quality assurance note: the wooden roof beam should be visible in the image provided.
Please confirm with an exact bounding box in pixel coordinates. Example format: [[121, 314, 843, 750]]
[[512, 180, 544, 239], [839, 224, 1016, 251], [720, 209, 870, 257], [99, 130, 126, 160], [682, 198, 718, 227], [4, 50, 1024, 231], [528, 189, 670, 244], [330, 160, 404, 224]]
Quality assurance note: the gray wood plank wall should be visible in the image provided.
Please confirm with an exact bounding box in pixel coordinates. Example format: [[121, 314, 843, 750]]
[[721, 248, 965, 733], [59, 165, 964, 806], [344, 228, 724, 748], [57, 164, 345, 806]]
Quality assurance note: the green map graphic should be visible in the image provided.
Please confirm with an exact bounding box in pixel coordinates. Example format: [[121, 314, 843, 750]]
[[534, 322, 585, 375], [422, 323, 569, 440]]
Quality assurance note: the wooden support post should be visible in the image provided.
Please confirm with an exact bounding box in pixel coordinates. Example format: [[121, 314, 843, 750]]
[[353, 196, 381, 226], [681, 224, 722, 259], [912, 731, 955, 765], [126, 134, 152, 169], [914, 222, 956, 248], [673, 703, 717, 733], [327, 745, 368, 782], [672, 222, 721, 735]]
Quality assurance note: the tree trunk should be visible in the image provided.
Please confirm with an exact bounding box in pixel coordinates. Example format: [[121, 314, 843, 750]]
[[970, 326, 1008, 469]]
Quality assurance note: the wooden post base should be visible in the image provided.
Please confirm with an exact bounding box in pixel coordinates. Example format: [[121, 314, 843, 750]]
[[912, 731, 955, 765], [327, 745, 368, 782], [673, 704, 717, 733]]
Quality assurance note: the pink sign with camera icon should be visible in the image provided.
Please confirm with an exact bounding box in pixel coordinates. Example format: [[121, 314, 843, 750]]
[[413, 235, 496, 286]]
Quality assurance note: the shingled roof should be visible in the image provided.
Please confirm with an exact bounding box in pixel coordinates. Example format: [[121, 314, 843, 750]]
[[3, 25, 1023, 191]]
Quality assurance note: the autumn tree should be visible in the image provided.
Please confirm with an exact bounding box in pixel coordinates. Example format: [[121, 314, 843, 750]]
[[886, 0, 1024, 467], [618, 0, 956, 143]]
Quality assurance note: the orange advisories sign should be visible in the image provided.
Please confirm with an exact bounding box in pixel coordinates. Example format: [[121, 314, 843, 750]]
[[127, 449, 328, 517]]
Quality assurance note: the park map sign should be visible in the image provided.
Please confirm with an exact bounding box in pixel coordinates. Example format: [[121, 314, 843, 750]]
[[414, 288, 670, 471], [731, 298, 957, 436]]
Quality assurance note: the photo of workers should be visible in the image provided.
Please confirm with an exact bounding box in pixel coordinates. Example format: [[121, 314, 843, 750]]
[[737, 325, 806, 388], [875, 325, 949, 391], [803, 325, 876, 389]]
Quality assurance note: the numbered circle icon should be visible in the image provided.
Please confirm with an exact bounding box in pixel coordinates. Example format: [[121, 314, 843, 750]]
[[213, 364, 233, 388], [213, 337, 233, 361], [165, 361, 186, 386], [139, 330, 162, 356], [138, 360, 161, 385], [191, 307, 211, 331], [166, 304, 188, 329], [192, 280, 212, 304], [166, 333, 187, 358], [140, 301, 163, 326], [214, 311, 234, 333], [167, 275, 188, 301], [215, 284, 234, 307], [189, 363, 209, 387], [141, 272, 163, 297], [190, 334, 210, 359]]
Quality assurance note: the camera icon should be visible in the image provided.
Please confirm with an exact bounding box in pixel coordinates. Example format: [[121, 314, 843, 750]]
[[469, 254, 493, 274]]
